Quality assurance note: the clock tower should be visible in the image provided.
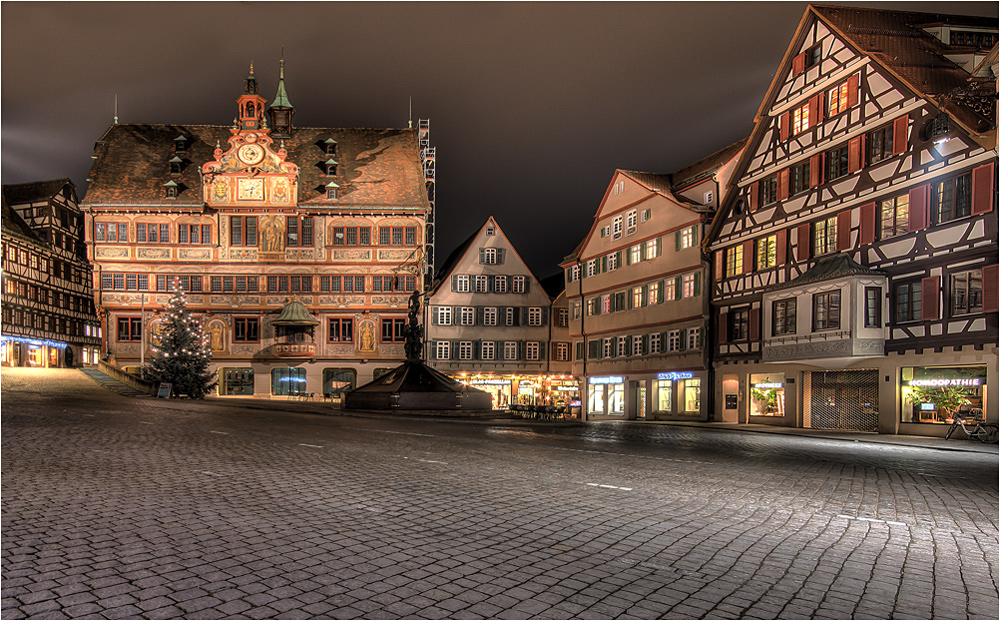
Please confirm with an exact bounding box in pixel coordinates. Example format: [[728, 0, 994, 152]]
[[237, 63, 267, 131]]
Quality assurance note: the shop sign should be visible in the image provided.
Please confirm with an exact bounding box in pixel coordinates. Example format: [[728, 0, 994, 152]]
[[753, 382, 784, 389], [470, 379, 512, 386], [909, 378, 982, 387], [657, 371, 694, 381], [590, 376, 624, 385]]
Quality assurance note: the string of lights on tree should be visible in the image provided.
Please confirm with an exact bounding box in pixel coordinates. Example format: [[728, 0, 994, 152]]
[[141, 278, 217, 398]]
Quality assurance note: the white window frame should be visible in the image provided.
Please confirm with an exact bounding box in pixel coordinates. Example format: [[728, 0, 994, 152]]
[[526, 342, 540, 361], [687, 328, 701, 350], [436, 306, 452, 326], [602, 338, 613, 358], [505, 307, 516, 326], [481, 341, 495, 360], [458, 341, 473, 360], [667, 330, 681, 352], [607, 252, 618, 271], [555, 342, 570, 361], [616, 336, 627, 357], [483, 307, 498, 326], [494, 276, 508, 293], [612, 216, 623, 239], [682, 273, 696, 298], [649, 332, 661, 353], [504, 341, 518, 360], [631, 335, 643, 356], [645, 237, 660, 261], [586, 260, 598, 278], [528, 307, 542, 326], [475, 275, 489, 292], [482, 248, 498, 264], [679, 226, 695, 249], [454, 275, 470, 292], [512, 276, 527, 293], [436, 341, 450, 359], [626, 209, 638, 235], [630, 245, 642, 264], [571, 265, 580, 281], [460, 307, 475, 326]]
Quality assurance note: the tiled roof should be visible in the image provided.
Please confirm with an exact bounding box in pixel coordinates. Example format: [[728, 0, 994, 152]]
[[2, 178, 74, 206], [671, 138, 748, 191], [83, 124, 430, 209], [781, 254, 884, 288], [1, 195, 43, 244], [812, 4, 997, 135], [619, 170, 674, 195]]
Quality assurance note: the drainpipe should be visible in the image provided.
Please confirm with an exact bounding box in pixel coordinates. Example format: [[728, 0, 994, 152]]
[[577, 258, 587, 421]]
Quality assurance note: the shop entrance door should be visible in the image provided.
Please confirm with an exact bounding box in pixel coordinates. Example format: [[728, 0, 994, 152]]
[[636, 386, 647, 419], [806, 370, 878, 431]]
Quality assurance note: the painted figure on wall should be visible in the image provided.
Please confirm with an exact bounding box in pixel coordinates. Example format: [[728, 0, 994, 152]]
[[261, 217, 284, 253], [208, 321, 226, 352], [357, 319, 376, 353]]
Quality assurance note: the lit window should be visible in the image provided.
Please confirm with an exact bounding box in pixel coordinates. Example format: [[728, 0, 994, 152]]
[[826, 79, 851, 116], [756, 235, 777, 270], [814, 217, 837, 255], [880, 195, 909, 239], [792, 101, 810, 135], [725, 246, 743, 277], [632, 287, 644, 308], [648, 281, 660, 304], [645, 238, 659, 260], [772, 299, 796, 335], [682, 273, 696, 298]]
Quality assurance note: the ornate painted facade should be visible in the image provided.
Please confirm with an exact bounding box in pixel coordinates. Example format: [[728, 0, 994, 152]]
[[706, 6, 997, 435], [81, 64, 435, 398]]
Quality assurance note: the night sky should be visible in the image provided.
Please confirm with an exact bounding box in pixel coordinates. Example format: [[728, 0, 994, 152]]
[[2, 1, 996, 278]]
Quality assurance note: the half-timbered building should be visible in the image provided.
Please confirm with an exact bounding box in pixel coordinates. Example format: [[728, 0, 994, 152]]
[[2, 180, 102, 367], [81, 63, 435, 399], [706, 6, 997, 435], [563, 141, 744, 421]]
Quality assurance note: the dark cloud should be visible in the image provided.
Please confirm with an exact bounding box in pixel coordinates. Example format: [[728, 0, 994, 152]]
[[3, 1, 996, 277]]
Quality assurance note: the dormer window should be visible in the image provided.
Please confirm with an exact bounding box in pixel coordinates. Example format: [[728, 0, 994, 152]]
[[174, 135, 187, 153], [325, 182, 339, 200], [950, 30, 998, 48], [169, 156, 183, 175], [164, 180, 178, 199], [325, 139, 337, 155], [325, 159, 338, 176]]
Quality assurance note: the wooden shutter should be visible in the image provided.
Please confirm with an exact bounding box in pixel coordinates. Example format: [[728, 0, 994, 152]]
[[780, 112, 790, 142], [809, 92, 824, 127], [775, 228, 788, 265], [846, 73, 860, 108], [921, 276, 940, 321], [972, 163, 995, 215], [719, 312, 729, 344], [742, 240, 754, 274], [984, 264, 999, 314], [908, 184, 930, 232], [778, 168, 790, 201], [749, 308, 760, 341], [810, 152, 824, 188], [836, 210, 852, 251], [892, 115, 909, 155], [748, 181, 759, 212], [693, 273, 701, 297], [792, 52, 807, 75], [797, 223, 811, 261], [859, 201, 877, 245], [715, 250, 724, 281], [847, 135, 865, 173]]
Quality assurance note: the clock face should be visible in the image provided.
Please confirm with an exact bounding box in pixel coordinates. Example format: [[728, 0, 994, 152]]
[[238, 144, 265, 166]]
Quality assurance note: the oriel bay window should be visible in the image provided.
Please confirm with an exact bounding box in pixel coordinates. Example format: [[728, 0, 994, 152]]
[[328, 318, 354, 343], [813, 291, 841, 331], [772, 298, 797, 335], [233, 317, 259, 342]]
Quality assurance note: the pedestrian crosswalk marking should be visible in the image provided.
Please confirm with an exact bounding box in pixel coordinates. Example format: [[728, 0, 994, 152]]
[[586, 483, 632, 491]]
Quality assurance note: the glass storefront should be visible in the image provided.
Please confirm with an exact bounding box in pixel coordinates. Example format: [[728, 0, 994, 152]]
[[749, 373, 786, 417], [27, 344, 44, 367], [681, 379, 701, 413], [901, 366, 987, 424], [220, 368, 255, 395], [323, 368, 357, 398], [468, 379, 512, 410], [652, 372, 701, 416], [272, 367, 307, 396], [588, 376, 624, 416]]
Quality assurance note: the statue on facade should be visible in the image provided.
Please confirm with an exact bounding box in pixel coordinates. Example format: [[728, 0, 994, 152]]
[[403, 290, 423, 361]]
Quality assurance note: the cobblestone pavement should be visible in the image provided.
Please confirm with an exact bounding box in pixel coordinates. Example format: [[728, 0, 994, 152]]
[[2, 368, 998, 620]]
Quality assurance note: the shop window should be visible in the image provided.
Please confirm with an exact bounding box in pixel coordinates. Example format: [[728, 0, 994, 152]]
[[221, 368, 255, 396], [271, 367, 307, 396], [654, 380, 673, 413], [901, 366, 986, 424], [681, 379, 701, 414], [951, 269, 983, 316], [323, 368, 356, 398], [880, 195, 909, 239], [812, 291, 841, 331], [750, 374, 785, 417]]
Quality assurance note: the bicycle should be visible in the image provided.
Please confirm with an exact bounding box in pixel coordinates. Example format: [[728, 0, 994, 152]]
[[944, 414, 999, 443]]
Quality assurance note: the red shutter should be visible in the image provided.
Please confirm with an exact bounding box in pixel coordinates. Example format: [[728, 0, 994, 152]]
[[984, 264, 999, 314], [921, 276, 940, 321], [972, 162, 995, 215], [810, 152, 824, 187], [836, 210, 852, 251], [743, 240, 754, 274], [749, 308, 760, 341], [846, 73, 860, 108], [809, 92, 824, 126], [749, 181, 759, 212], [780, 112, 790, 142], [797, 223, 811, 261], [848, 135, 864, 173], [775, 228, 788, 265], [892, 115, 909, 155], [792, 52, 807, 75], [859, 201, 877, 245], [719, 311, 729, 343], [715, 250, 724, 281], [778, 169, 790, 201], [908, 184, 929, 232]]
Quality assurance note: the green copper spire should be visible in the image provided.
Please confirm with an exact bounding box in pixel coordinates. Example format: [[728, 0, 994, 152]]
[[271, 57, 293, 109]]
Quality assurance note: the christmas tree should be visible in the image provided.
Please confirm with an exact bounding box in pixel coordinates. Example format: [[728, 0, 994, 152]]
[[142, 281, 217, 398]]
